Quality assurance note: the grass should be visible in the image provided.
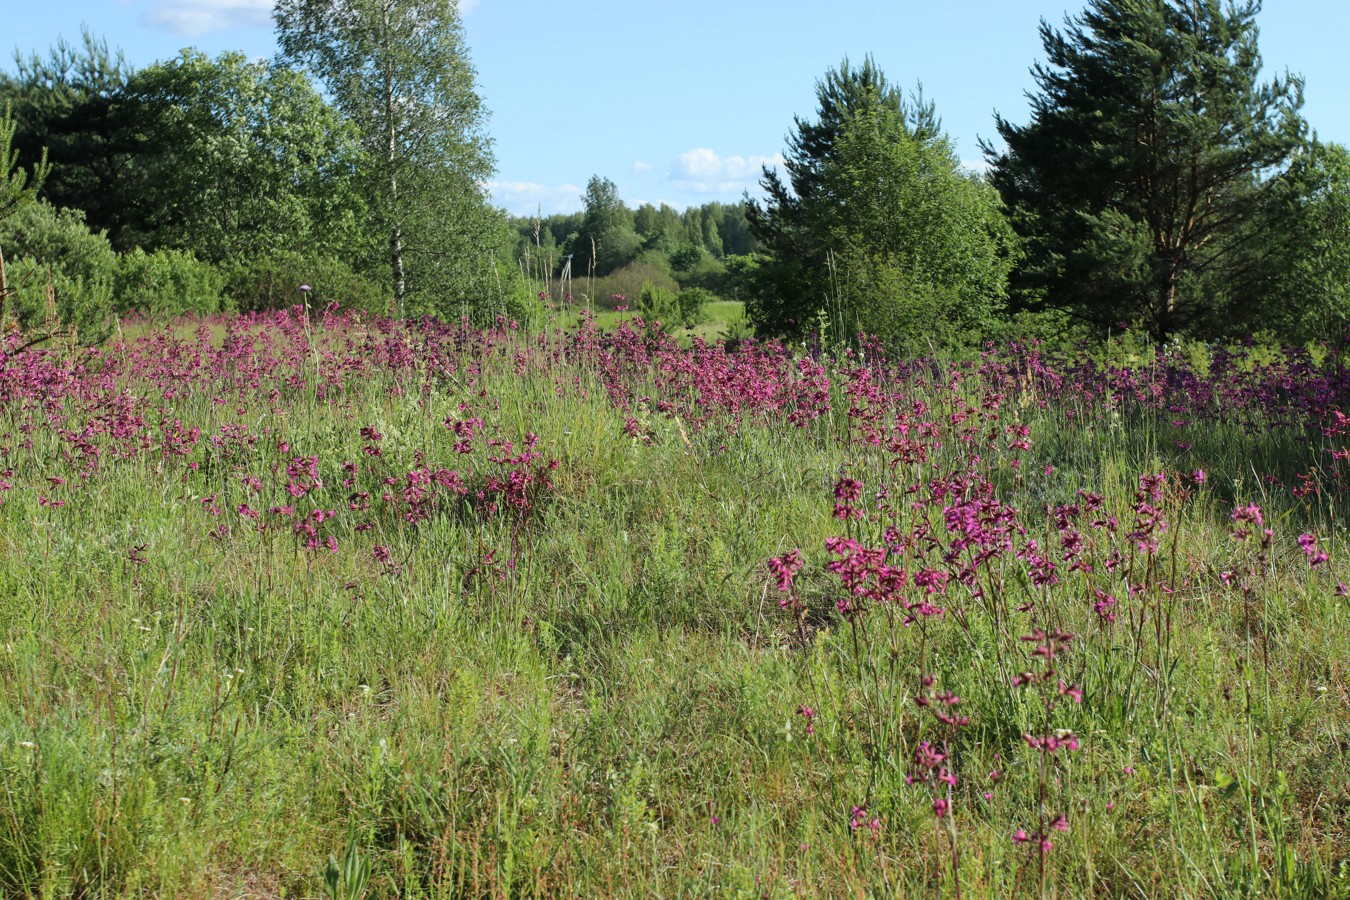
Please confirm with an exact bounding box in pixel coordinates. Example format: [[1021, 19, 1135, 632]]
[[0, 310, 1347, 897], [551, 299, 748, 345]]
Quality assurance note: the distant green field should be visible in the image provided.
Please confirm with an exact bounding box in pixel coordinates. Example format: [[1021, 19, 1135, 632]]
[[549, 299, 748, 344]]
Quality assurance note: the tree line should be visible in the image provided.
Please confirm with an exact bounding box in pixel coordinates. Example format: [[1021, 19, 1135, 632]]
[[2, 0, 1349, 350], [503, 0, 1350, 348], [744, 1, 1350, 348], [1, 0, 528, 345], [507, 188, 761, 325]]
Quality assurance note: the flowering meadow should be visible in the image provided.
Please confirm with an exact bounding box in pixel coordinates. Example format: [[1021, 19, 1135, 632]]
[[0, 307, 1348, 897]]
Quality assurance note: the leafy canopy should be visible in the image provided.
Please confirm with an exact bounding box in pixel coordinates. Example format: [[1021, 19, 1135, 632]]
[[819, 106, 1015, 349], [275, 0, 516, 319], [120, 49, 373, 265], [746, 56, 1012, 348]]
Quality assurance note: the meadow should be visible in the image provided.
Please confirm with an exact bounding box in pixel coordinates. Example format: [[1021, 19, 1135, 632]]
[[0, 307, 1347, 898]]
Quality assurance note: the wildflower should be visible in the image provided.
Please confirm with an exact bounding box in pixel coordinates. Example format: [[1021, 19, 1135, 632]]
[[1092, 588, 1117, 624], [849, 805, 867, 831], [768, 549, 804, 592], [832, 477, 864, 521], [1021, 627, 1075, 660], [1023, 731, 1080, 753], [1138, 472, 1166, 503], [1297, 533, 1329, 568], [1230, 503, 1264, 541]]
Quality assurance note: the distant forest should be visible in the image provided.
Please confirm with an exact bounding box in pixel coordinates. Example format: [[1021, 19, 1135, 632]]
[[2, 0, 1349, 352], [507, 186, 760, 317]]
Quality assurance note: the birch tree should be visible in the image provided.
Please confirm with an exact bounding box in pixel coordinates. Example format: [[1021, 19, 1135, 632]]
[[275, 0, 504, 314]]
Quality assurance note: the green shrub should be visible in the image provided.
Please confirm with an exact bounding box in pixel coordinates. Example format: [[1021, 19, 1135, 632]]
[[707, 253, 759, 302], [453, 260, 545, 329], [115, 248, 228, 317], [720, 311, 754, 346], [674, 287, 715, 326], [631, 248, 675, 277], [636, 279, 678, 325], [585, 261, 680, 309], [0, 200, 116, 342], [670, 247, 726, 293], [669, 244, 705, 272], [222, 251, 388, 314], [634, 282, 714, 328]]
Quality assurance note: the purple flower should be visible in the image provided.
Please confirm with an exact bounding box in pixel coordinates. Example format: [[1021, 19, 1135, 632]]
[[1297, 533, 1329, 568]]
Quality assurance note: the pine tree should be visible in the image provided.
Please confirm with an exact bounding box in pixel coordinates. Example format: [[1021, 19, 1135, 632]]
[[985, 0, 1305, 342], [1, 100, 50, 331], [0, 103, 48, 226], [0, 31, 134, 246]]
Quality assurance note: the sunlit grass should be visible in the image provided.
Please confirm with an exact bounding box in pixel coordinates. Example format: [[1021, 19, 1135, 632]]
[[0, 311, 1346, 897]]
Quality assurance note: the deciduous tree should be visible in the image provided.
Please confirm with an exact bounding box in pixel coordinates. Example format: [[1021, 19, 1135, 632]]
[[121, 50, 371, 265], [574, 175, 638, 275], [1255, 140, 1350, 341], [746, 56, 1008, 347], [819, 105, 1015, 348], [744, 56, 944, 341], [276, 0, 510, 316]]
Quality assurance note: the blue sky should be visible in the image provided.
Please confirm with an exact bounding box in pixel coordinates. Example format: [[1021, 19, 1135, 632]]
[[5, 1, 1348, 216]]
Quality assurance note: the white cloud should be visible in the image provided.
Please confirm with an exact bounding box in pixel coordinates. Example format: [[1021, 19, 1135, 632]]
[[140, 0, 273, 35], [666, 147, 783, 194], [630, 161, 655, 174], [961, 158, 991, 175], [459, 0, 480, 12], [487, 180, 584, 216]]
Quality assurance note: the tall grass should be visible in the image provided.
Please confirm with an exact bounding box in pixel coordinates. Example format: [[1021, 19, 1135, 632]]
[[0, 309, 1346, 897]]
